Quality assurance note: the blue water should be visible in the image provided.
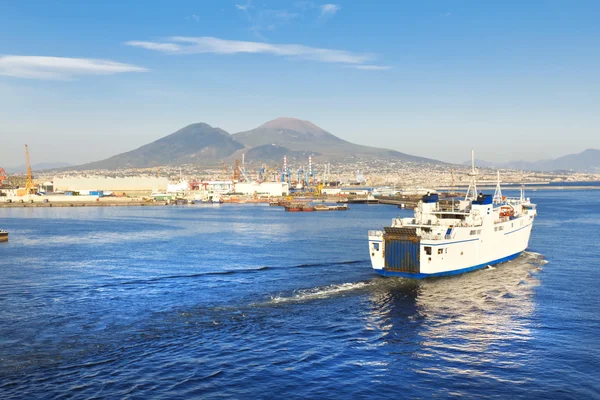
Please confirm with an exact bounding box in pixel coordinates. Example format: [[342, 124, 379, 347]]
[[0, 191, 599, 399]]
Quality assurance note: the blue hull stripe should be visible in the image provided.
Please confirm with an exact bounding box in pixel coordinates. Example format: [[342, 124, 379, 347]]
[[375, 251, 523, 279], [504, 223, 532, 236], [424, 238, 479, 247]]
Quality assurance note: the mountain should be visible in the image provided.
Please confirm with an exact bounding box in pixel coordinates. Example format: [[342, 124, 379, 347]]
[[465, 149, 600, 173], [66, 117, 444, 170], [461, 159, 499, 168], [243, 144, 319, 163], [5, 162, 72, 173], [233, 117, 441, 163], [540, 149, 600, 172], [72, 123, 244, 170]]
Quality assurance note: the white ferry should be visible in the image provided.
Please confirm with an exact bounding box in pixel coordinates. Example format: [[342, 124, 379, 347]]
[[368, 152, 537, 278]]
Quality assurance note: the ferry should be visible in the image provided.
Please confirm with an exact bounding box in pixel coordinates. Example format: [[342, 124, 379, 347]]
[[368, 152, 537, 278], [0, 229, 8, 242]]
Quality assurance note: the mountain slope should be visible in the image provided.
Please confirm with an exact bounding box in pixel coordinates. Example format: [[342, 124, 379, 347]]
[[6, 162, 72, 173], [542, 149, 600, 172], [243, 144, 319, 163], [233, 117, 348, 152], [233, 117, 442, 163], [73, 123, 244, 170], [465, 149, 600, 172]]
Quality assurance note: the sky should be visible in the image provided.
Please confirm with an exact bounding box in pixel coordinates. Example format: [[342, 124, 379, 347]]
[[1, 0, 599, 166]]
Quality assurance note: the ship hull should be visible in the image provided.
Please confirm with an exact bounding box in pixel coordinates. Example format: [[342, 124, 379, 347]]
[[373, 251, 522, 279], [0, 232, 8, 242], [369, 214, 535, 279]]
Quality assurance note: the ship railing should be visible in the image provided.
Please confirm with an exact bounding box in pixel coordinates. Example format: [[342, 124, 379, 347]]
[[504, 197, 524, 204], [421, 233, 445, 240], [368, 230, 383, 237]]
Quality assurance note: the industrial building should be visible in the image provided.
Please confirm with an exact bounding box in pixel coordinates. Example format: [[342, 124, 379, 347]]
[[53, 176, 169, 192], [339, 187, 374, 196], [234, 182, 290, 197]]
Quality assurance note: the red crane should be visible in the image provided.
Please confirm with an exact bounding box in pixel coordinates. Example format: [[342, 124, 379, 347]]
[[0, 167, 7, 186]]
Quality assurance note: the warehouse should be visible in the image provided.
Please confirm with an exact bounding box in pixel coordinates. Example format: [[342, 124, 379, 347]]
[[53, 176, 169, 192], [234, 182, 289, 197]]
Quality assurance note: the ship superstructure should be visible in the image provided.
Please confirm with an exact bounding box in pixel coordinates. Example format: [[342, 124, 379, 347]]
[[368, 152, 537, 278]]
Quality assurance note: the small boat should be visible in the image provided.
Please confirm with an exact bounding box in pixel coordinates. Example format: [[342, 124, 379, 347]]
[[301, 205, 315, 212], [284, 204, 302, 212], [0, 229, 8, 242], [212, 195, 224, 204], [314, 204, 349, 211], [348, 193, 378, 204]]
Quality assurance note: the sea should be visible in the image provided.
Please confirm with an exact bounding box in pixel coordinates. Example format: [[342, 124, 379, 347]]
[[0, 189, 599, 399]]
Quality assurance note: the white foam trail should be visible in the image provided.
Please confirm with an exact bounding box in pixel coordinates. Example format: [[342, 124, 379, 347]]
[[523, 251, 543, 258], [269, 281, 371, 304]]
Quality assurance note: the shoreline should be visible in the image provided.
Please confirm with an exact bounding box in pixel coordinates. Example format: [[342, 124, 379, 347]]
[[1, 184, 599, 208]]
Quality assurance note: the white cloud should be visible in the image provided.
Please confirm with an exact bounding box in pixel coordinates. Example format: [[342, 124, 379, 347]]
[[0, 55, 147, 80], [235, 4, 249, 11], [353, 65, 392, 71], [125, 41, 182, 53], [126, 36, 373, 65], [320, 4, 340, 18]]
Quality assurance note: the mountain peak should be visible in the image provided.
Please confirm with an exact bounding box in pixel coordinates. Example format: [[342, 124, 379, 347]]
[[258, 117, 327, 135]]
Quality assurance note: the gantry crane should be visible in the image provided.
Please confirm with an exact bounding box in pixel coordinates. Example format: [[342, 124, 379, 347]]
[[25, 144, 35, 194]]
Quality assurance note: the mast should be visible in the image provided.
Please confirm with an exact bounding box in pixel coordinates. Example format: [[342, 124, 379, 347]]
[[493, 170, 503, 204], [519, 172, 525, 202], [465, 149, 478, 201]]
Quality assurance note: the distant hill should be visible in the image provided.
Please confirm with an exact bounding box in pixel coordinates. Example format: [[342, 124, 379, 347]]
[[66, 117, 445, 170], [465, 149, 600, 173], [72, 123, 244, 170], [460, 159, 499, 168], [233, 117, 441, 163], [6, 162, 72, 174]]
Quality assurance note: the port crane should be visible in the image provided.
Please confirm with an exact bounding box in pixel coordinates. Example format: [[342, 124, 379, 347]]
[[221, 161, 230, 180], [25, 144, 35, 194], [0, 167, 7, 187], [280, 156, 290, 183]]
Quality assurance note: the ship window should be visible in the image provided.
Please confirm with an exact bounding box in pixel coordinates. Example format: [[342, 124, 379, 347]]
[[438, 248, 444, 255], [425, 246, 432, 255], [373, 243, 379, 251], [499, 226, 504, 231], [445, 248, 448, 254], [470, 230, 477, 235], [495, 227, 498, 232], [477, 230, 481, 234]]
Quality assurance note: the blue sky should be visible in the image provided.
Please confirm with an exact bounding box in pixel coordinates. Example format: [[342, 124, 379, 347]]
[[1, 1, 599, 166]]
